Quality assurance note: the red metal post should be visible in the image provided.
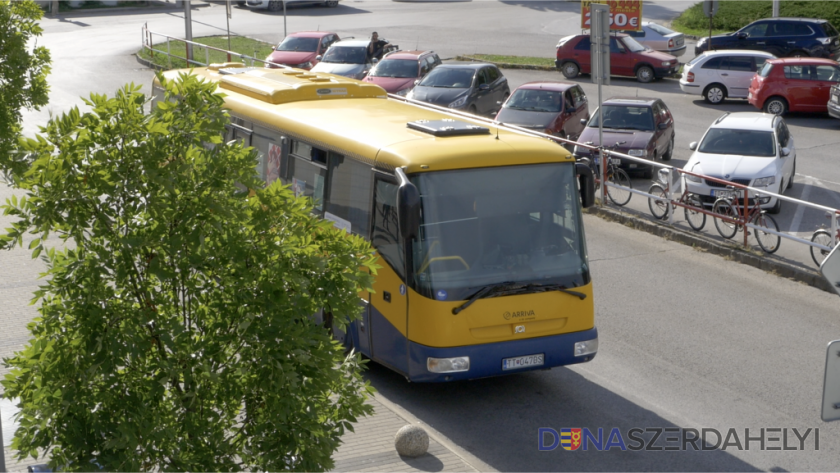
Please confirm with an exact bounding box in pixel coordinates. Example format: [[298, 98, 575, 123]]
[[743, 188, 749, 248]]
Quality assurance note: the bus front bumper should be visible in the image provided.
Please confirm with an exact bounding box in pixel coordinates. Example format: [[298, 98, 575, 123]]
[[407, 328, 598, 382]]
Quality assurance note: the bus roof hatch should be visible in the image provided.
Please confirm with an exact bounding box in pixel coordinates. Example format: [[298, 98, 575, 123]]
[[407, 119, 490, 137]]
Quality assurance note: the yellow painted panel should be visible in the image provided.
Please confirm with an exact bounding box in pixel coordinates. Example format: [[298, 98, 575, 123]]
[[370, 251, 407, 336], [470, 318, 568, 339]]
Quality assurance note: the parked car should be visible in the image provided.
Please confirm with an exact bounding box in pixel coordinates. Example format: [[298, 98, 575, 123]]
[[683, 112, 795, 214], [747, 57, 840, 115], [572, 97, 675, 178], [363, 50, 441, 96], [406, 63, 510, 116], [264, 31, 339, 70], [310, 40, 374, 80], [495, 82, 589, 141], [680, 50, 776, 104], [695, 17, 840, 59], [555, 33, 679, 83], [828, 84, 840, 118], [246, 0, 338, 10], [621, 21, 686, 57]]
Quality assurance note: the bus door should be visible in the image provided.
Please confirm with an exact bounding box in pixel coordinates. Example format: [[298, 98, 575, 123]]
[[369, 174, 410, 375]]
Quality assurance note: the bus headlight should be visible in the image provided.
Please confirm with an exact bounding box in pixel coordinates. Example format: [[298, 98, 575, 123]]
[[574, 338, 598, 357], [427, 356, 470, 373]]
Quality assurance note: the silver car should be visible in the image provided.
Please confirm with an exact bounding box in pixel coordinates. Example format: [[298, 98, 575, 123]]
[[622, 22, 686, 57], [310, 40, 374, 80]]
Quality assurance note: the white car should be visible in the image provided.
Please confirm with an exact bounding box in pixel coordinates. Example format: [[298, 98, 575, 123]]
[[680, 50, 776, 104], [684, 112, 795, 214], [310, 40, 374, 80], [244, 0, 338, 10]]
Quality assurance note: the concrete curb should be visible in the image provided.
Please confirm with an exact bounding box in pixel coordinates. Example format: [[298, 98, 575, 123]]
[[373, 391, 498, 472], [454, 54, 683, 80], [587, 205, 834, 294], [46, 0, 209, 18]]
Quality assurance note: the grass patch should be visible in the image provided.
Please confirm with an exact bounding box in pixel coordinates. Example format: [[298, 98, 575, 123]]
[[462, 54, 555, 68], [672, 1, 840, 37], [138, 36, 276, 70]]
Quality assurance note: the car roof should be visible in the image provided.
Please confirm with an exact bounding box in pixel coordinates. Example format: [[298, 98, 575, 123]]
[[331, 40, 370, 47], [602, 97, 658, 106], [435, 63, 494, 70], [574, 33, 628, 39], [285, 31, 335, 38], [758, 17, 826, 23], [699, 49, 776, 58], [711, 112, 777, 131], [516, 81, 576, 92], [384, 50, 434, 60], [767, 57, 839, 65]]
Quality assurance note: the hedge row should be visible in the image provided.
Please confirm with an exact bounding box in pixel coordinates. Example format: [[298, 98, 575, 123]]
[[673, 1, 840, 35]]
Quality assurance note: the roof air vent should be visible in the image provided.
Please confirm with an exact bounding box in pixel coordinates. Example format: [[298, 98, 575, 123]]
[[407, 119, 490, 137]]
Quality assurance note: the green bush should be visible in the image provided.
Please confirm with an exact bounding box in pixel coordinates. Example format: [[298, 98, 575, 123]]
[[673, 1, 840, 37]]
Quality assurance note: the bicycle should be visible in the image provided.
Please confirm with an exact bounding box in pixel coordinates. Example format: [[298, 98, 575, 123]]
[[711, 185, 780, 254], [584, 144, 632, 207], [809, 212, 840, 267], [647, 168, 706, 231]]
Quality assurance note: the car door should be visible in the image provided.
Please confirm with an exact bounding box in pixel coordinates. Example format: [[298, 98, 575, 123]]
[[486, 66, 508, 112], [721, 55, 756, 98], [812, 64, 840, 111], [650, 102, 666, 156], [573, 36, 592, 74], [565, 86, 589, 139], [775, 120, 795, 187], [474, 67, 492, 114], [738, 21, 770, 52], [699, 56, 725, 88], [783, 64, 815, 111], [611, 36, 634, 76]]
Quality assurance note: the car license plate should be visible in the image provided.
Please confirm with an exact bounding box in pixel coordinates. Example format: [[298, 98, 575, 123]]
[[502, 353, 545, 371], [593, 157, 619, 165], [713, 189, 738, 199]]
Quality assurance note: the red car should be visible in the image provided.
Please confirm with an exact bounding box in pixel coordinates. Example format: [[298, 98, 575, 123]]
[[555, 33, 679, 83], [363, 50, 441, 96], [748, 57, 840, 115], [494, 81, 589, 141], [265, 31, 340, 70]]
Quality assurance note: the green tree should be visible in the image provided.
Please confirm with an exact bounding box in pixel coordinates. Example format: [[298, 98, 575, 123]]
[[0, 73, 376, 471], [0, 0, 51, 181]]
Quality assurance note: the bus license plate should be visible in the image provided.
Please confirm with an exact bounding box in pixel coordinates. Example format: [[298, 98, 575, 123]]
[[502, 354, 545, 371], [713, 189, 738, 199]]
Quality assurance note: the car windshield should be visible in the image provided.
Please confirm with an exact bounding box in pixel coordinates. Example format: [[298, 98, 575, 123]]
[[621, 36, 647, 52], [321, 46, 367, 64], [409, 164, 588, 301], [504, 89, 562, 112], [418, 68, 474, 88], [368, 59, 419, 78], [698, 129, 776, 157], [587, 105, 654, 131], [275, 36, 319, 52], [647, 23, 675, 35]]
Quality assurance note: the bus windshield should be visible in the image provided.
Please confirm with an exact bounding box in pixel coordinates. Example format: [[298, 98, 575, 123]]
[[411, 163, 588, 301]]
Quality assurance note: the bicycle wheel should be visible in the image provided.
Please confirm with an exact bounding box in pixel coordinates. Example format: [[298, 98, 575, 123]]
[[712, 199, 738, 239], [607, 167, 632, 207], [751, 212, 780, 254], [684, 194, 706, 231], [811, 229, 834, 267], [647, 184, 669, 219]]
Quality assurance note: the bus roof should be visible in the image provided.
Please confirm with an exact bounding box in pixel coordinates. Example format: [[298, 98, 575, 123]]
[[156, 64, 574, 173]]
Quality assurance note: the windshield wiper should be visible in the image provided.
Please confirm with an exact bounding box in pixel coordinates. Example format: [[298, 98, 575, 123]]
[[513, 283, 587, 300], [452, 281, 516, 315]]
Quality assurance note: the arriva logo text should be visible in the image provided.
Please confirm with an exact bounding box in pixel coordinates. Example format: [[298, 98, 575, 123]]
[[504, 310, 535, 320]]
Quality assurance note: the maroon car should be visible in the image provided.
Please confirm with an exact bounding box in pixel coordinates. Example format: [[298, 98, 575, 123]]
[[363, 50, 441, 96], [265, 31, 339, 70], [555, 33, 679, 83], [573, 97, 675, 178], [494, 81, 589, 141]]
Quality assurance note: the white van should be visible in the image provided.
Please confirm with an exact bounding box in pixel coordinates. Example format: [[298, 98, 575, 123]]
[[680, 50, 776, 104]]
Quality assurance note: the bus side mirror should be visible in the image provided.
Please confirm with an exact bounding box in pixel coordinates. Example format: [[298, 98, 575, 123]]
[[576, 162, 596, 208], [396, 168, 421, 239]]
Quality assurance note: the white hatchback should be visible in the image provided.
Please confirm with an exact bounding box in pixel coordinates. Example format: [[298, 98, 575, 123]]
[[684, 112, 796, 214], [680, 50, 776, 104]]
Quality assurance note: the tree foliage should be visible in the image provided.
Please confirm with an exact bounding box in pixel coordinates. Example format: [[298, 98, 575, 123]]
[[0, 74, 376, 471], [0, 0, 51, 180]]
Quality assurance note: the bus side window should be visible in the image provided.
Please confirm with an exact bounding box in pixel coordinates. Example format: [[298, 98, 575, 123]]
[[289, 140, 328, 214], [372, 177, 404, 277], [325, 152, 372, 236], [251, 126, 283, 183]]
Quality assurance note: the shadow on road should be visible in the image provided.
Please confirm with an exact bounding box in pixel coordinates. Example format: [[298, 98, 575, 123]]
[[243, 3, 370, 16]]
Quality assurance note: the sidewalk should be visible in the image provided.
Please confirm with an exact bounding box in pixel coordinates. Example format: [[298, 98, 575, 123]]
[[331, 393, 494, 473]]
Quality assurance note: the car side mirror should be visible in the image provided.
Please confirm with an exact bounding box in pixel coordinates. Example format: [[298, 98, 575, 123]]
[[781, 147, 791, 157], [658, 123, 668, 130], [479, 84, 490, 91], [576, 162, 596, 208], [738, 32, 748, 39], [372, 58, 379, 64], [395, 168, 420, 240], [316, 55, 322, 61], [414, 79, 420, 85], [689, 141, 698, 151], [272, 46, 276, 51], [580, 118, 587, 125]]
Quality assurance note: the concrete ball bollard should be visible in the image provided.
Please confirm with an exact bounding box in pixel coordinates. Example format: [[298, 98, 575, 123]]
[[394, 424, 429, 457]]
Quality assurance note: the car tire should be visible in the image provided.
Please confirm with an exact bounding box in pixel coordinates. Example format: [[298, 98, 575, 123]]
[[788, 159, 795, 189], [662, 136, 674, 161], [703, 84, 726, 104], [324, 0, 339, 6], [561, 62, 579, 79], [768, 190, 782, 214], [468, 105, 478, 116], [635, 65, 654, 83], [268, 0, 282, 11], [236, 0, 245, 5], [642, 153, 655, 179], [789, 50, 809, 58], [764, 96, 788, 116]]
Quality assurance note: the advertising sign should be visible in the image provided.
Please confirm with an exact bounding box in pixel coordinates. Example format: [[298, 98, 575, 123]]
[[581, 0, 643, 31]]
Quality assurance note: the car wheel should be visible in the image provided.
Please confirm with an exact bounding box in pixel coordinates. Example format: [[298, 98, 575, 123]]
[[268, 0, 282, 11], [642, 153, 656, 179], [468, 105, 478, 116], [789, 50, 809, 58], [662, 136, 674, 161], [763, 96, 788, 116], [635, 65, 654, 83], [236, 0, 245, 5], [703, 84, 726, 104], [324, 0, 339, 6], [561, 62, 579, 79]]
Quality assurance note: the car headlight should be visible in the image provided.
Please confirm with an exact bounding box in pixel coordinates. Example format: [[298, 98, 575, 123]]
[[394, 88, 411, 97], [662, 61, 672, 67], [575, 338, 598, 357], [449, 96, 468, 108], [627, 149, 646, 157], [686, 173, 701, 183], [753, 176, 776, 187], [295, 61, 312, 69], [427, 356, 470, 373]]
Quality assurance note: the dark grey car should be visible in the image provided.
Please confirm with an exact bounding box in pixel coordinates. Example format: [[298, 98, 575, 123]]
[[406, 63, 510, 116]]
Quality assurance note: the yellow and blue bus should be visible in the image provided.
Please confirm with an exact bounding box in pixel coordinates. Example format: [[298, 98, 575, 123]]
[[154, 64, 598, 382]]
